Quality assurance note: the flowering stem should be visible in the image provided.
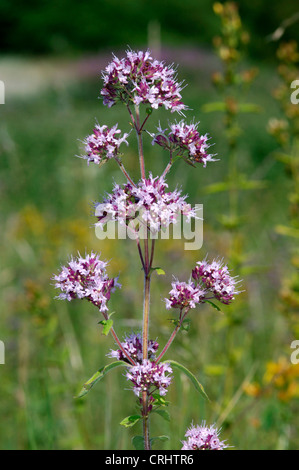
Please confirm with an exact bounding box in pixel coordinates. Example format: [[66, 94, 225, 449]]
[[136, 238, 146, 273], [156, 308, 189, 363], [142, 393, 151, 450], [99, 308, 136, 366], [115, 158, 136, 187], [160, 150, 173, 180], [142, 273, 151, 360], [135, 105, 146, 179], [126, 104, 137, 130], [139, 113, 151, 134], [161, 161, 173, 180], [142, 237, 155, 450], [109, 326, 136, 366], [149, 238, 155, 268]]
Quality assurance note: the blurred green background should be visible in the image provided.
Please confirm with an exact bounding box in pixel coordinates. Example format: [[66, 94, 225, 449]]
[[1, 0, 299, 450]]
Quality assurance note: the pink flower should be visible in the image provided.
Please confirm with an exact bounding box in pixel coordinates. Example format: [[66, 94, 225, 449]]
[[108, 332, 159, 363], [192, 258, 241, 305], [181, 421, 229, 450], [52, 252, 121, 313], [151, 120, 217, 167], [165, 279, 207, 310], [94, 174, 197, 233], [126, 359, 173, 397], [100, 49, 187, 114], [81, 123, 129, 165]]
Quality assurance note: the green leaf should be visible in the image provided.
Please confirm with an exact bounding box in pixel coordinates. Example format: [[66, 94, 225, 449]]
[[204, 177, 266, 195], [181, 318, 191, 331], [237, 103, 263, 114], [150, 435, 170, 447], [275, 224, 299, 239], [164, 360, 209, 401], [204, 364, 226, 376], [153, 409, 170, 422], [132, 436, 144, 450], [152, 394, 170, 407], [172, 154, 183, 163], [204, 300, 222, 312], [120, 414, 142, 428], [98, 318, 113, 336], [151, 266, 165, 275], [204, 181, 232, 194], [76, 362, 127, 398], [201, 101, 226, 113]]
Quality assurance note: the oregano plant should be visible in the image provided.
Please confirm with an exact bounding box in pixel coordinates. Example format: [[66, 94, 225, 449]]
[[52, 49, 241, 450]]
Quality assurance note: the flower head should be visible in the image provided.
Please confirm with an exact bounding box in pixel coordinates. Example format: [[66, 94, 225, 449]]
[[192, 258, 241, 305], [101, 49, 187, 114], [126, 359, 172, 397], [52, 252, 120, 313], [108, 332, 159, 363], [81, 123, 129, 166], [152, 120, 217, 168], [165, 279, 207, 310], [95, 174, 197, 234], [181, 422, 228, 450]]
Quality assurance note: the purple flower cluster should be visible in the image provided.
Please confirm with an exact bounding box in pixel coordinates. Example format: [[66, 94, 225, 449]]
[[165, 280, 207, 310], [181, 422, 228, 450], [126, 359, 173, 397], [108, 332, 159, 363], [95, 174, 196, 233], [100, 49, 186, 114], [152, 121, 216, 167], [82, 123, 129, 166], [165, 258, 241, 310], [52, 252, 120, 313], [192, 258, 241, 305]]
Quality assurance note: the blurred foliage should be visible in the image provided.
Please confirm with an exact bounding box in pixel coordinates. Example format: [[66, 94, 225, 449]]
[[1, 0, 299, 60], [268, 39, 299, 336]]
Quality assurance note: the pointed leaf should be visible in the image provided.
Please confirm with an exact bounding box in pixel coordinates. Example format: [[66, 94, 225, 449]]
[[98, 318, 113, 336], [76, 361, 127, 398], [172, 154, 183, 163], [152, 266, 165, 275], [132, 436, 145, 450], [120, 414, 142, 428], [153, 409, 170, 422], [202, 101, 226, 113], [181, 318, 191, 331], [204, 300, 222, 312], [155, 268, 165, 275], [150, 435, 170, 447], [152, 393, 170, 407], [164, 359, 209, 401], [275, 224, 299, 239], [237, 103, 263, 114]]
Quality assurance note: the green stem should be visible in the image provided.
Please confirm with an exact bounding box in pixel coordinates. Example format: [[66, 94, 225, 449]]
[[156, 308, 188, 363], [142, 273, 151, 360], [135, 105, 146, 179], [115, 158, 136, 187], [142, 393, 151, 450]]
